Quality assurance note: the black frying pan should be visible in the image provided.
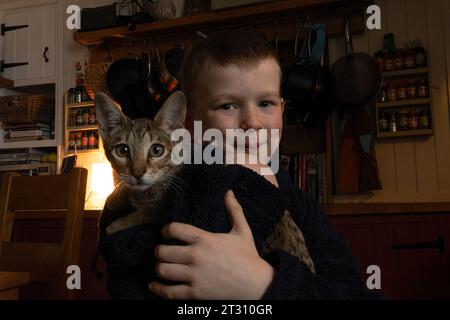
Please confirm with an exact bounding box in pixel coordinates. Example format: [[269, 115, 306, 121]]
[[331, 16, 383, 113]]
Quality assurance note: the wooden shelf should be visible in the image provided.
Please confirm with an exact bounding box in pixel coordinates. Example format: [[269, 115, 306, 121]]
[[74, 0, 367, 46], [377, 129, 433, 139], [66, 148, 100, 154], [377, 98, 431, 108], [67, 124, 99, 132], [66, 101, 94, 109], [0, 139, 57, 149], [383, 67, 429, 78]]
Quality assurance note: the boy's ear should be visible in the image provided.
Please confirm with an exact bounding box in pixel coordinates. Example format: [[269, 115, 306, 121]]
[[94, 92, 128, 141], [154, 91, 187, 133]]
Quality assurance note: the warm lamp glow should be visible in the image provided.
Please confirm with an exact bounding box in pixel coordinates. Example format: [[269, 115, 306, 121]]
[[89, 162, 115, 209]]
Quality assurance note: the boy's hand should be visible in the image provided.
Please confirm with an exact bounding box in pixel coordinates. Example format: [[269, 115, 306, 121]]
[[149, 190, 275, 299]]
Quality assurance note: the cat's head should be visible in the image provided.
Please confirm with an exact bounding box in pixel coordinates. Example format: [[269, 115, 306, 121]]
[[94, 91, 186, 190]]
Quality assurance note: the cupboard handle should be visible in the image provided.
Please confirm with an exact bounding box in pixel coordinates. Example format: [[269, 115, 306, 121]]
[[392, 235, 445, 254], [43, 47, 49, 62]]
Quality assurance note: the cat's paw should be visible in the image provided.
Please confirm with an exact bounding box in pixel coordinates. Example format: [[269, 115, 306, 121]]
[[106, 220, 126, 235]]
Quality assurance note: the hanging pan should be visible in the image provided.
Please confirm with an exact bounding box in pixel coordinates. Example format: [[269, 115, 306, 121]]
[[331, 15, 383, 113]]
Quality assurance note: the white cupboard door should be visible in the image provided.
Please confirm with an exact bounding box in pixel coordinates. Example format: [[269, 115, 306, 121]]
[[29, 4, 56, 81], [1, 3, 56, 84]]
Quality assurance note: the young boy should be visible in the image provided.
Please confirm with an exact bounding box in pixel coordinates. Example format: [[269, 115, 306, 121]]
[[99, 30, 377, 300]]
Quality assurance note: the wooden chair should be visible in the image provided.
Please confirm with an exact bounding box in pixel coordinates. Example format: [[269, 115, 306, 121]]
[[0, 168, 88, 300]]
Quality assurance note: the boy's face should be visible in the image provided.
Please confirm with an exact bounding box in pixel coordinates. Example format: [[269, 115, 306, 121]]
[[187, 57, 284, 151]]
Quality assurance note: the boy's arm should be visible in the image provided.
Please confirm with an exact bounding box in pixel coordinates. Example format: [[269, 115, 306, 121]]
[[261, 189, 381, 300]]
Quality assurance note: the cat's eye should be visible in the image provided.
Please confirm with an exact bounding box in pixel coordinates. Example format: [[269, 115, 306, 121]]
[[115, 144, 130, 158], [149, 144, 165, 157]]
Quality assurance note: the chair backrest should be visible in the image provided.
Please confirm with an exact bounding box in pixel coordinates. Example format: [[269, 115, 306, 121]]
[[0, 168, 88, 299]]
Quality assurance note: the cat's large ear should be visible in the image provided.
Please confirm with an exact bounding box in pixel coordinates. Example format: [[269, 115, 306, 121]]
[[154, 91, 187, 133], [94, 92, 128, 140]]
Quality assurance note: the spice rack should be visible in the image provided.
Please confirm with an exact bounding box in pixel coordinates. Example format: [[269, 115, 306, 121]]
[[64, 92, 101, 153], [376, 67, 433, 139]]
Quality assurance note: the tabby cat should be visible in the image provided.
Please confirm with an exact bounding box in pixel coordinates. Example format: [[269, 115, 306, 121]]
[[94, 91, 186, 235]]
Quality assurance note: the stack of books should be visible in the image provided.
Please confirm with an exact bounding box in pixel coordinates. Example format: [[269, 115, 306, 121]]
[[2, 122, 53, 142], [281, 153, 328, 204], [0, 148, 47, 166]]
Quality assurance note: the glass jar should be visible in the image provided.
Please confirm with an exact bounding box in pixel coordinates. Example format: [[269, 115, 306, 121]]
[[384, 55, 394, 71], [418, 79, 428, 98], [76, 110, 83, 126], [394, 49, 405, 69], [75, 132, 82, 149], [387, 82, 397, 101], [407, 79, 417, 99], [389, 112, 398, 132], [397, 80, 407, 99], [88, 131, 96, 149], [408, 109, 419, 130], [82, 108, 89, 125], [81, 132, 88, 150], [405, 49, 415, 68], [419, 109, 430, 129], [88, 108, 96, 124], [399, 110, 410, 130], [379, 112, 389, 132]]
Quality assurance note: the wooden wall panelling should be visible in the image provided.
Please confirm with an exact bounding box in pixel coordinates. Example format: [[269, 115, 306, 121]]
[[386, 0, 418, 196], [430, 0, 450, 193], [368, 0, 399, 200], [330, 213, 450, 299], [372, 223, 400, 299], [407, 0, 440, 196]]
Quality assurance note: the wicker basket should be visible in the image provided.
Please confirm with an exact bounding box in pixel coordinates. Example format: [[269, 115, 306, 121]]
[[0, 95, 54, 125], [84, 62, 111, 100]]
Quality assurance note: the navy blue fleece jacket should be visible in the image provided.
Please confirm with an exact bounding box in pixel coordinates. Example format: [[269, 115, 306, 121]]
[[98, 164, 378, 300]]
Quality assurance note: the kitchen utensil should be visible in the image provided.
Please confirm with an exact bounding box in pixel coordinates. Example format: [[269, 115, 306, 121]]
[[331, 15, 383, 113]]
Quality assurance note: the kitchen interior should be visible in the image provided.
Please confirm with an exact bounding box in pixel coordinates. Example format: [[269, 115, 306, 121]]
[[0, 0, 449, 300]]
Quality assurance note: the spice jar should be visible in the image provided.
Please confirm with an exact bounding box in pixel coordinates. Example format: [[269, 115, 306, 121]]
[[407, 79, 417, 98], [419, 109, 430, 129], [88, 131, 96, 149], [89, 108, 96, 124], [389, 112, 398, 132], [384, 55, 394, 71], [76, 110, 83, 126], [379, 112, 389, 132], [387, 82, 397, 101], [82, 108, 89, 125], [418, 79, 428, 98], [405, 49, 415, 68], [399, 110, 410, 130], [408, 109, 419, 130], [394, 49, 405, 69], [81, 132, 88, 150], [397, 80, 407, 99], [75, 132, 82, 149]]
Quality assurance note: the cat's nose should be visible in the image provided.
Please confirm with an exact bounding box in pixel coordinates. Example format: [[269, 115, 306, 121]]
[[131, 169, 145, 180]]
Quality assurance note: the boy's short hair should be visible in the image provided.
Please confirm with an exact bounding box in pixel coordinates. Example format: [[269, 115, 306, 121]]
[[181, 29, 281, 106]]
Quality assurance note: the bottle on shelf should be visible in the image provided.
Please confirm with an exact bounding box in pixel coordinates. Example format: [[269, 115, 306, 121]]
[[419, 109, 430, 129], [89, 108, 96, 125], [408, 109, 419, 130]]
